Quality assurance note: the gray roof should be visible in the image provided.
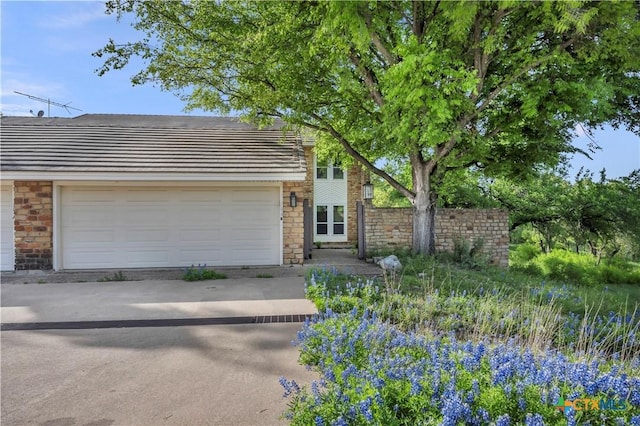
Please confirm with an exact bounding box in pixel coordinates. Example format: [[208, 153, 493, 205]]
[[0, 114, 305, 176]]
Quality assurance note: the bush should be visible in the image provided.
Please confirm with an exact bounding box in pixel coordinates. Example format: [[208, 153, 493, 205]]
[[511, 248, 640, 286], [182, 264, 227, 281]]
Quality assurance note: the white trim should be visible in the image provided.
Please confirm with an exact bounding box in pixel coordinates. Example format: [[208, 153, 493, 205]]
[[279, 182, 284, 266], [0, 181, 15, 271], [51, 180, 282, 188], [52, 184, 61, 271], [1, 172, 306, 182]]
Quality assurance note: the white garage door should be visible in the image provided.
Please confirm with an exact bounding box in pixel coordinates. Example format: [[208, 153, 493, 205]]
[[60, 186, 281, 269], [0, 184, 14, 271]]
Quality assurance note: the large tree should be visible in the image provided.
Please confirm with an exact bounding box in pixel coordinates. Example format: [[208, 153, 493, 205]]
[[95, 0, 640, 254]]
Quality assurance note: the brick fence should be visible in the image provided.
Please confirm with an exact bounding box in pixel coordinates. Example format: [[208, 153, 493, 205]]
[[364, 205, 509, 267]]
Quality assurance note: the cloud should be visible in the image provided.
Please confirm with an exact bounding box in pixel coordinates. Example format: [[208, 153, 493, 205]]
[[37, 2, 107, 30]]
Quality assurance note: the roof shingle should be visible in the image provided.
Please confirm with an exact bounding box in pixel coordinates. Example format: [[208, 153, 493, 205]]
[[0, 115, 306, 176]]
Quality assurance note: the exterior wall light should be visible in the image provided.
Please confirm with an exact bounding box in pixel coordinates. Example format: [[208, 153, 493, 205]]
[[290, 191, 297, 207], [363, 181, 374, 200]]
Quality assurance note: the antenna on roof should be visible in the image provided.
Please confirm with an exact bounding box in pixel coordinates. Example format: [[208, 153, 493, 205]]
[[14, 91, 82, 117]]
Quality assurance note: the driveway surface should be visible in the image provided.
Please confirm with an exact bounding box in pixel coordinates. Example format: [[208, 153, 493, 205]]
[[1, 277, 319, 426]]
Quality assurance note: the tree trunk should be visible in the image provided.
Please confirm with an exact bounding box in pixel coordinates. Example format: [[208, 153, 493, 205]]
[[411, 160, 437, 255], [412, 190, 437, 254]]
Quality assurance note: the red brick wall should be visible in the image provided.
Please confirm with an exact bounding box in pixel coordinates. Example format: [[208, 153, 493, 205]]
[[283, 181, 304, 265], [14, 181, 53, 270]]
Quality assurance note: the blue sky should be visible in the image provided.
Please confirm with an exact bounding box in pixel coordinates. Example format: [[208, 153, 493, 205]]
[[1, 1, 638, 179]]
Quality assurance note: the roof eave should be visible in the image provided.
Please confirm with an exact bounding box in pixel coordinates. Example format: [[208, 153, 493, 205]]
[[0, 171, 307, 182]]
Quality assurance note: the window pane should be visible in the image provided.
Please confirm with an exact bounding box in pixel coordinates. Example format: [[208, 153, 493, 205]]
[[333, 205, 344, 223], [317, 224, 328, 234], [316, 167, 327, 179], [316, 205, 327, 222], [333, 224, 344, 235], [333, 167, 344, 179]]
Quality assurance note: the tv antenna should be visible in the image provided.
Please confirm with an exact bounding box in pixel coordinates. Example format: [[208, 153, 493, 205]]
[[14, 91, 82, 117]]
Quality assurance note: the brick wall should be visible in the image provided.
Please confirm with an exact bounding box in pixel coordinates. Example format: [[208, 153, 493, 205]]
[[346, 165, 364, 244], [364, 205, 509, 267], [14, 181, 53, 270], [283, 181, 304, 265]]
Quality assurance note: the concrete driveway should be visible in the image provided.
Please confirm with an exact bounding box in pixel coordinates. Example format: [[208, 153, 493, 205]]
[[1, 277, 318, 425]]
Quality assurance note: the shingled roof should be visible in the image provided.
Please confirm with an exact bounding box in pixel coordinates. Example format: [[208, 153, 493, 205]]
[[0, 114, 306, 179]]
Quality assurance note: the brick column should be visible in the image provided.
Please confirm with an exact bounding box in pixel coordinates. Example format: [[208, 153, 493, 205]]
[[14, 181, 53, 270], [347, 165, 365, 244], [282, 181, 304, 265]]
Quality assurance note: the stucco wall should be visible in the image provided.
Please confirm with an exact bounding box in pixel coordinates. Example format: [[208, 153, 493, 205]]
[[364, 205, 509, 267]]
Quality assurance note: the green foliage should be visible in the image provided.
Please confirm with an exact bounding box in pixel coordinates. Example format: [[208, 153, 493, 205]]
[[95, 0, 640, 255], [97, 271, 128, 282], [182, 264, 227, 281], [256, 273, 273, 279], [511, 248, 640, 286], [447, 237, 487, 269], [491, 169, 640, 259]]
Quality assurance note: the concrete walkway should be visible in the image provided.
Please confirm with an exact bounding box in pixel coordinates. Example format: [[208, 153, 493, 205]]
[[0, 250, 382, 424], [1, 277, 317, 326]]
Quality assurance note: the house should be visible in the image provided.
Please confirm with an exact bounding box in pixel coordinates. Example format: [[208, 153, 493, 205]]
[[0, 114, 365, 271]]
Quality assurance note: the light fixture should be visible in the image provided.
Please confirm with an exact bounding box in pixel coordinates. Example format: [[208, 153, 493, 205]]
[[363, 181, 374, 200], [290, 191, 297, 207]]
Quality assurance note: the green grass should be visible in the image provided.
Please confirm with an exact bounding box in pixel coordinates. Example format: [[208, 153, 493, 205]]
[[306, 255, 640, 364], [394, 254, 640, 316]]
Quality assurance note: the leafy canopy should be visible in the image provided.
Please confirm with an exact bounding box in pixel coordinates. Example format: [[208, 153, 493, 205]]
[[96, 0, 640, 200], [95, 1, 640, 254]]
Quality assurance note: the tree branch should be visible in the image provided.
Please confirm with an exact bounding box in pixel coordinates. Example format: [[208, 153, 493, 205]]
[[349, 50, 385, 107], [305, 113, 415, 200]]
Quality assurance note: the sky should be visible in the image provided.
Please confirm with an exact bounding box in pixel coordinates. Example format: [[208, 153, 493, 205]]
[[1, 1, 639, 179]]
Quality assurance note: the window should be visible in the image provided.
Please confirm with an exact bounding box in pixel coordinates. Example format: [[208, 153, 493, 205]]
[[333, 166, 344, 179], [333, 205, 344, 235], [316, 161, 328, 179], [316, 205, 328, 234]]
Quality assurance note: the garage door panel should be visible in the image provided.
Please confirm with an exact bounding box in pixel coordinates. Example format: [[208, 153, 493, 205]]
[[66, 230, 116, 243], [66, 188, 117, 203], [63, 250, 118, 268], [177, 248, 225, 265], [232, 227, 276, 241], [124, 189, 170, 202], [61, 186, 280, 269], [178, 229, 222, 242], [63, 207, 116, 226], [125, 229, 170, 243], [125, 249, 170, 266]]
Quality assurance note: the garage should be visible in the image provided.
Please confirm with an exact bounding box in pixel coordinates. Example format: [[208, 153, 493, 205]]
[[1, 114, 307, 270], [60, 185, 281, 269], [1, 183, 14, 271]]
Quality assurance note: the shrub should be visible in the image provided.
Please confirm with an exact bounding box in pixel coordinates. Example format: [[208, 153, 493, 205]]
[[510, 243, 542, 264], [182, 264, 227, 281]]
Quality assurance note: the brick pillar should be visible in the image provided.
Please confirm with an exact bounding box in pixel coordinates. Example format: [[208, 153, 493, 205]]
[[283, 181, 304, 265], [14, 181, 53, 270], [346, 165, 364, 244]]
